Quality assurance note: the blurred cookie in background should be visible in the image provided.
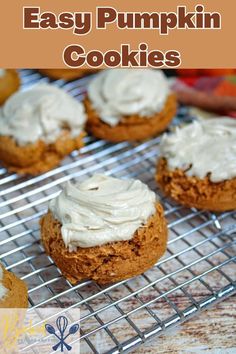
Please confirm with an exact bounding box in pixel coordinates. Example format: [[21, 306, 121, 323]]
[[38, 68, 96, 81], [0, 69, 20, 105]]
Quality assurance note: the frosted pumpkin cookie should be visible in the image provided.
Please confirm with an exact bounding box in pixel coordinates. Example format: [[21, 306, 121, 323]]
[[0, 263, 28, 308], [0, 84, 87, 175], [38, 69, 94, 81], [156, 118, 236, 211], [40, 174, 167, 284], [0, 69, 20, 105], [85, 69, 177, 142]]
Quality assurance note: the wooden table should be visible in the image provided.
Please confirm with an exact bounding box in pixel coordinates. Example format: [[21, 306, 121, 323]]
[[135, 295, 236, 353]]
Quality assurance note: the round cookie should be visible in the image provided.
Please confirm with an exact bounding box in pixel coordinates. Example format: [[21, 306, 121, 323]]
[[0, 264, 28, 308], [0, 69, 20, 105], [40, 174, 168, 284], [41, 204, 167, 284], [85, 94, 176, 142], [156, 118, 236, 211], [38, 69, 95, 81], [156, 158, 236, 211], [85, 69, 177, 142], [0, 84, 87, 175], [0, 131, 84, 175]]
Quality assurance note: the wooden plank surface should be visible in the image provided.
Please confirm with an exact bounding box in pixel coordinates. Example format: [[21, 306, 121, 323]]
[[135, 295, 236, 353]]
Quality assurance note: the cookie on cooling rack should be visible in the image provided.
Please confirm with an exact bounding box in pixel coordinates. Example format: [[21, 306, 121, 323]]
[[0, 263, 28, 308], [38, 69, 96, 81], [0, 69, 20, 105], [40, 174, 167, 284], [0, 83, 87, 175], [156, 117, 236, 211], [84, 69, 177, 142]]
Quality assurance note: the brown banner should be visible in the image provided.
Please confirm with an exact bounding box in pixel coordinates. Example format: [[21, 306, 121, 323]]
[[0, 0, 235, 68]]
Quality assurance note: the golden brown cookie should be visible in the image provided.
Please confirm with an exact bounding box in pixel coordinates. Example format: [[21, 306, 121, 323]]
[[85, 94, 177, 142], [0, 131, 85, 175], [0, 69, 20, 105], [0, 264, 28, 308], [40, 203, 167, 285], [38, 69, 95, 81], [156, 158, 236, 211]]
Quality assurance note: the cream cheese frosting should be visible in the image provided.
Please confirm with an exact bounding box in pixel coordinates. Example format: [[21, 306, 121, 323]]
[[88, 69, 170, 126], [49, 174, 156, 250], [0, 69, 6, 78], [0, 266, 7, 300], [0, 84, 87, 146], [159, 117, 236, 183]]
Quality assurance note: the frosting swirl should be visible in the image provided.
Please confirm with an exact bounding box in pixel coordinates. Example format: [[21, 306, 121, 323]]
[[159, 117, 236, 183], [0, 266, 7, 300], [0, 69, 6, 78], [88, 69, 170, 126], [0, 84, 87, 146], [49, 174, 156, 250]]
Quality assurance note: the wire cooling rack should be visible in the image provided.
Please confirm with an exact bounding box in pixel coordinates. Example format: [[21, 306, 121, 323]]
[[0, 70, 235, 353]]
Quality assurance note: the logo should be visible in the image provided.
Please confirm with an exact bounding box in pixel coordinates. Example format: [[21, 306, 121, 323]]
[[45, 315, 79, 352]]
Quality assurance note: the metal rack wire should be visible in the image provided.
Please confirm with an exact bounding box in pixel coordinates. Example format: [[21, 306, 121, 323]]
[[0, 70, 235, 353]]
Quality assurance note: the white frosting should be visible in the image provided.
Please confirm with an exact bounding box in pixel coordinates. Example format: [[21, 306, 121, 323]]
[[0, 69, 6, 78], [0, 266, 7, 300], [0, 84, 87, 146], [88, 69, 170, 126], [160, 117, 236, 183], [49, 174, 156, 250]]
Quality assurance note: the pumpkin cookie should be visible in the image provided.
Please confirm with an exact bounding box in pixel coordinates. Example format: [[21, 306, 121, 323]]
[[0, 84, 87, 175], [0, 69, 20, 105], [156, 118, 236, 211], [85, 69, 177, 142], [40, 174, 167, 284], [38, 69, 95, 81], [0, 264, 28, 308]]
